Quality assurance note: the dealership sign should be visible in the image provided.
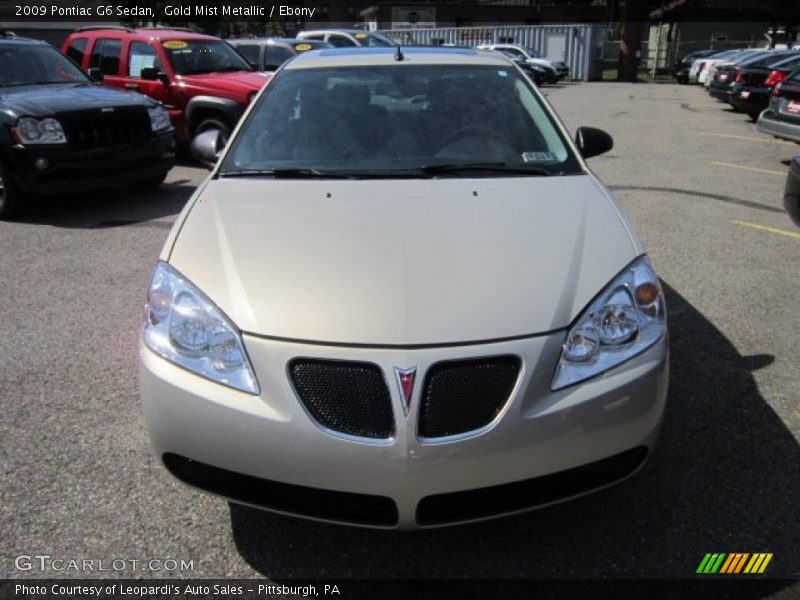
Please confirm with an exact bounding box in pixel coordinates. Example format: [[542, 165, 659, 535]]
[[391, 6, 436, 29]]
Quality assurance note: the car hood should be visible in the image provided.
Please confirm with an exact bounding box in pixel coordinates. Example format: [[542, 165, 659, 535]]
[[176, 71, 270, 94], [0, 83, 153, 116], [168, 175, 639, 345]]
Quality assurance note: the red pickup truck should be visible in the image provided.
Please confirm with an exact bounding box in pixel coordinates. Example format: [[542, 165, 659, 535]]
[[62, 27, 270, 146]]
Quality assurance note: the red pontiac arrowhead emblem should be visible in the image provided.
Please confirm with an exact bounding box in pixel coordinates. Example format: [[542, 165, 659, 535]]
[[394, 367, 417, 417]]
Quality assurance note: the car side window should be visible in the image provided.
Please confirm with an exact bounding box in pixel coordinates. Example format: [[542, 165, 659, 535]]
[[128, 41, 162, 77], [235, 44, 261, 69], [327, 35, 357, 48], [264, 45, 293, 70], [90, 38, 122, 76], [302, 34, 324, 41], [65, 38, 87, 66]]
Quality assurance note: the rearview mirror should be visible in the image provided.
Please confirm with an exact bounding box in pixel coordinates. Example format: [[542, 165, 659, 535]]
[[190, 129, 224, 169], [575, 126, 613, 159], [87, 67, 103, 82]]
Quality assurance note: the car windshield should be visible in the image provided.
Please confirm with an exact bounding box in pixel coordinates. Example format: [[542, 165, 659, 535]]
[[162, 39, 251, 75], [0, 44, 90, 87], [222, 63, 581, 177]]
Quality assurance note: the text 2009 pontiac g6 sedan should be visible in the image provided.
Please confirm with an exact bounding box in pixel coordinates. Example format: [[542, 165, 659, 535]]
[[139, 47, 668, 529]]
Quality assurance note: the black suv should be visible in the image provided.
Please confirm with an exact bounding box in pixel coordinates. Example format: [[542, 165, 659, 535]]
[[0, 34, 175, 219]]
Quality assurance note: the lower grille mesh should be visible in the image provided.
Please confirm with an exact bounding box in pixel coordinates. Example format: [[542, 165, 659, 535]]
[[163, 454, 399, 527], [289, 359, 394, 439], [418, 356, 521, 438]]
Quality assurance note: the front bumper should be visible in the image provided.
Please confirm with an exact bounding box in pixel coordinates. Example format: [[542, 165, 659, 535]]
[[4, 131, 176, 195], [757, 109, 800, 143], [140, 331, 669, 529]]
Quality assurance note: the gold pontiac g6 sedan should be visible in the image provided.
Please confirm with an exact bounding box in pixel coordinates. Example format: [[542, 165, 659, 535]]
[[139, 46, 669, 529]]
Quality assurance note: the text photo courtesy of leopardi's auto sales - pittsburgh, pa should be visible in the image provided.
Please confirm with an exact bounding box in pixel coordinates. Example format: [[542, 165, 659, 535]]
[[0, 0, 798, 598]]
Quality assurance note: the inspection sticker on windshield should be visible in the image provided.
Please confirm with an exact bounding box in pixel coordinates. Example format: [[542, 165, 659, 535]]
[[162, 40, 188, 49], [296, 43, 313, 51], [355, 33, 368, 39], [522, 151, 557, 163]]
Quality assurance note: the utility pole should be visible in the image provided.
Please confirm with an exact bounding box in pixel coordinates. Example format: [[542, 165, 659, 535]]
[[617, 0, 649, 82]]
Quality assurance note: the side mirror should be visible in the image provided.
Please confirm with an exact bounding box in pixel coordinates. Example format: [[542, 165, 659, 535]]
[[575, 126, 613, 159], [87, 67, 103, 82], [190, 129, 224, 169], [784, 155, 800, 227], [141, 67, 169, 83]]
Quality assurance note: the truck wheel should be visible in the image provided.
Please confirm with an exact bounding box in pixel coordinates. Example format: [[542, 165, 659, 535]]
[[194, 118, 232, 147], [140, 171, 169, 189], [0, 168, 24, 221]]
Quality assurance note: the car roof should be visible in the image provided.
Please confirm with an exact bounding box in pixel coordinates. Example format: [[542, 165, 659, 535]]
[[284, 46, 510, 69], [74, 27, 218, 41], [299, 29, 368, 35], [229, 37, 324, 45], [0, 35, 47, 46]]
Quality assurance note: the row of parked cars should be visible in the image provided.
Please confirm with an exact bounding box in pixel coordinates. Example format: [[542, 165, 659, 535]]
[[674, 46, 800, 139], [673, 46, 800, 226], [0, 25, 567, 220]]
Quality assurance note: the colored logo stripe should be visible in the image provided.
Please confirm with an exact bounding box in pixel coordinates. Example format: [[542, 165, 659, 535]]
[[697, 553, 726, 573], [697, 553, 773, 574]]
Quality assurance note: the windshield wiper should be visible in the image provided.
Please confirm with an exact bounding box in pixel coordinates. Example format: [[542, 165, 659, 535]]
[[419, 162, 552, 176], [220, 168, 355, 179]]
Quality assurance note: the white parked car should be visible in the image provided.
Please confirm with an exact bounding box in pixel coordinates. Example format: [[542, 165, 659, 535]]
[[477, 43, 569, 81], [140, 46, 668, 529], [693, 48, 749, 84]]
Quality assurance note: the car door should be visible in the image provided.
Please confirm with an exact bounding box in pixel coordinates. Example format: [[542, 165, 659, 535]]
[[88, 38, 124, 90], [122, 40, 170, 103]]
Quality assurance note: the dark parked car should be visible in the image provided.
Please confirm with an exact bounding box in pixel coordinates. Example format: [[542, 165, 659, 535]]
[[0, 34, 175, 220], [496, 49, 552, 85], [707, 50, 775, 101], [229, 37, 332, 71], [785, 155, 800, 227], [756, 67, 800, 142], [729, 52, 800, 119]]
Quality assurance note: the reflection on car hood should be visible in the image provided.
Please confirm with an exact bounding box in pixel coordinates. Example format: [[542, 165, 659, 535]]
[[168, 175, 639, 345], [0, 83, 154, 116]]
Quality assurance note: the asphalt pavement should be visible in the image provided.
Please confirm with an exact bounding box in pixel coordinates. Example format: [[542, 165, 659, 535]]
[[1, 82, 798, 586]]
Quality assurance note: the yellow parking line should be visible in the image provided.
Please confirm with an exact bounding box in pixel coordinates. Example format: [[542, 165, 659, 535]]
[[710, 161, 786, 176], [731, 220, 800, 239], [705, 132, 796, 146]]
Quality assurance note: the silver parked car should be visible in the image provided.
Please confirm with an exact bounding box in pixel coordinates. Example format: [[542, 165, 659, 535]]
[[140, 46, 669, 529]]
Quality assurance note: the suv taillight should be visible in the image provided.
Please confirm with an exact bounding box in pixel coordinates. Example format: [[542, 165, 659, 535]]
[[764, 70, 786, 88], [732, 68, 742, 83]]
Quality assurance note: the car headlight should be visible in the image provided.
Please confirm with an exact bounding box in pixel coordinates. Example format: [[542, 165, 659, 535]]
[[552, 255, 666, 390], [143, 261, 259, 394], [15, 117, 66, 144], [148, 105, 171, 132]]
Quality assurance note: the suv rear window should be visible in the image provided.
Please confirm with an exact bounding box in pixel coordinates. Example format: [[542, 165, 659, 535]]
[[90, 39, 122, 76]]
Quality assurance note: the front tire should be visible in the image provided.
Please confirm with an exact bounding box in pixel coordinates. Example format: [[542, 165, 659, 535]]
[[0, 167, 24, 221]]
